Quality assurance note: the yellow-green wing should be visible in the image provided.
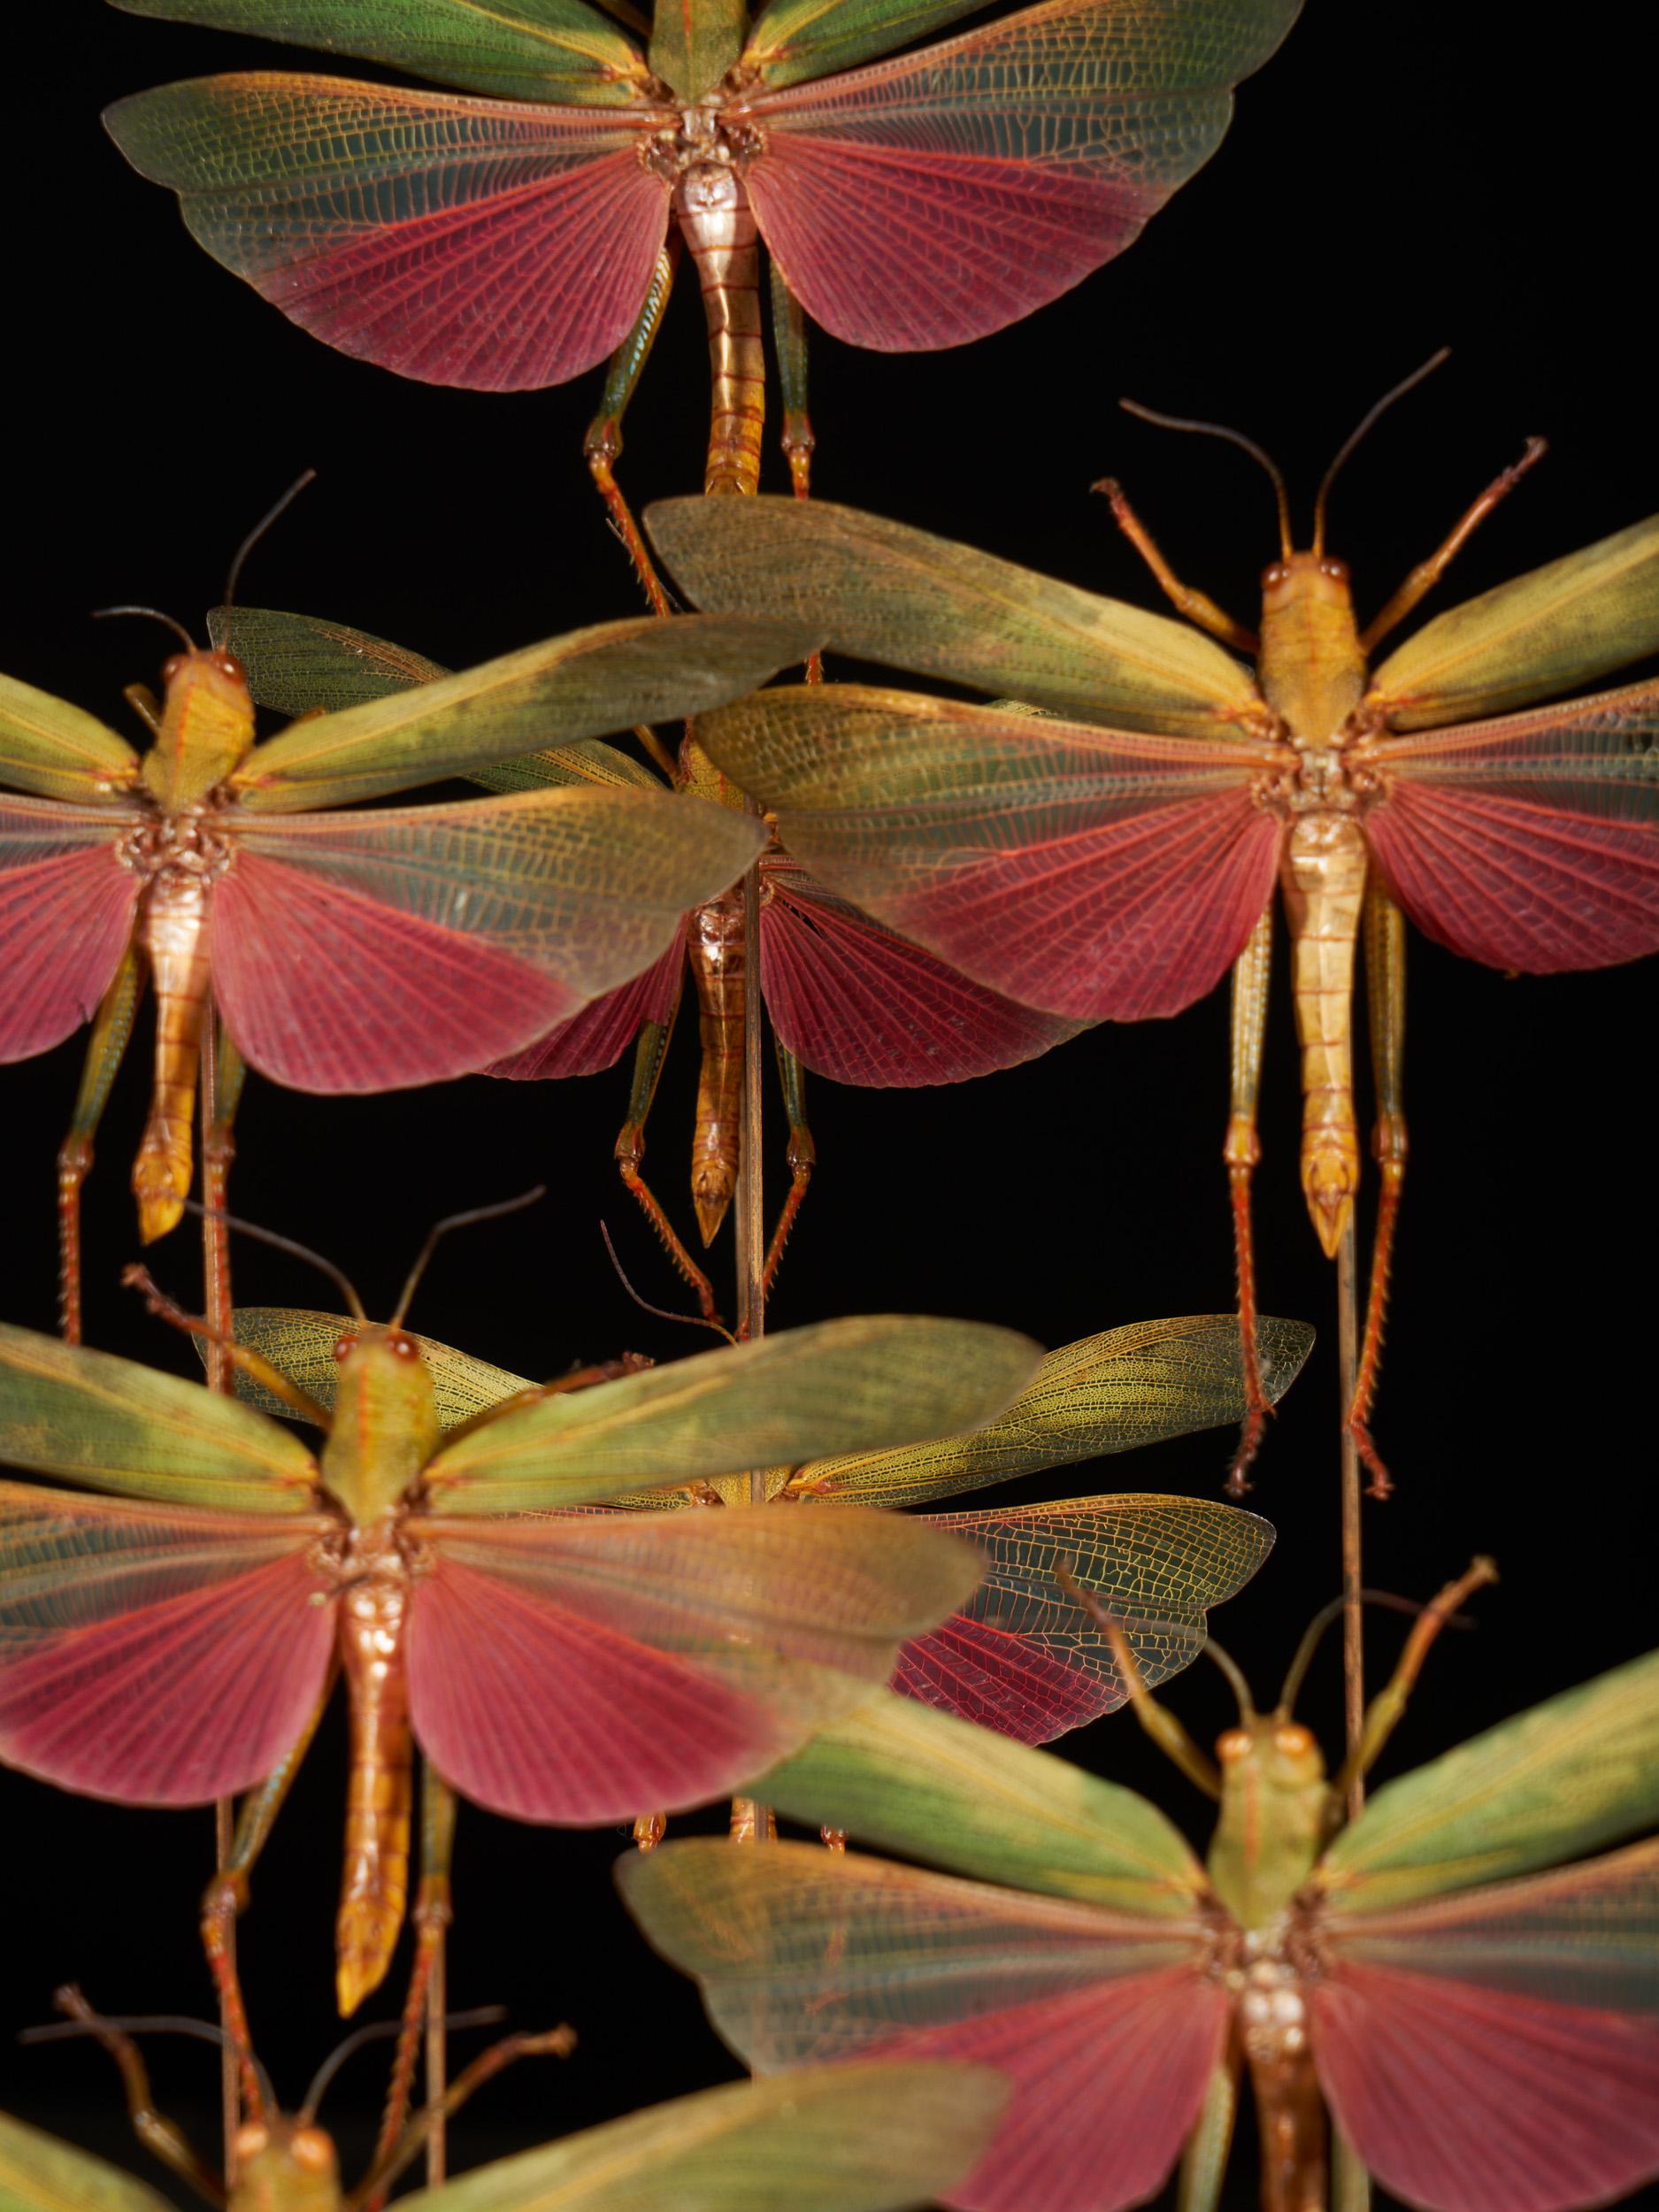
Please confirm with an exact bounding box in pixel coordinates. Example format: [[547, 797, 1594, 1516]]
[[649, 0, 747, 99], [420, 1316, 1042, 1513], [0, 1323, 319, 1512], [0, 673, 142, 803], [108, 0, 655, 105], [1370, 513, 1659, 730], [1318, 1647, 1659, 1913], [645, 497, 1264, 734], [209, 604, 450, 713], [404, 2062, 1005, 2212], [0, 2111, 175, 2212], [228, 614, 821, 807], [225, 1310, 532, 1430], [800, 1314, 1313, 1506], [750, 1685, 1207, 1909]]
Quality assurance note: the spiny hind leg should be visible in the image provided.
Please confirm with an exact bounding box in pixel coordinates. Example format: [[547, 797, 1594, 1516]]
[[199, 1014, 247, 1389], [586, 242, 680, 621], [58, 946, 143, 1343], [613, 995, 719, 1322], [768, 265, 824, 685], [1225, 910, 1274, 1495], [368, 1763, 457, 2203], [1347, 883, 1407, 1497], [761, 1040, 815, 1306]]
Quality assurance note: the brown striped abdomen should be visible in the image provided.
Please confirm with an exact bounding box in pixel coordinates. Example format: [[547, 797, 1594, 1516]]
[[134, 871, 211, 1243], [1280, 814, 1367, 1257], [676, 163, 764, 496], [336, 1565, 412, 2016], [687, 887, 747, 1245]]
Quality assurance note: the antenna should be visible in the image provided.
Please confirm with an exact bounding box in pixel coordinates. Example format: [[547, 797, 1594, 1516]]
[[21, 1993, 278, 2122], [1312, 347, 1451, 555], [1277, 1582, 1479, 1716], [298, 2008, 504, 2125], [180, 1199, 365, 1321], [1119, 397, 1293, 562], [91, 604, 198, 654], [390, 1187, 547, 1328], [599, 1219, 736, 1345], [223, 469, 318, 609]]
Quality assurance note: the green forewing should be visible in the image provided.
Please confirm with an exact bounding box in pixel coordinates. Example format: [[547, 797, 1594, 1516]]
[[799, 1313, 1313, 1506], [753, 1686, 1207, 1910], [0, 2111, 175, 2212], [645, 496, 1263, 733], [209, 605, 450, 713], [649, 0, 748, 97], [1320, 1647, 1659, 1911], [0, 1324, 319, 1513], [0, 674, 141, 804], [228, 614, 819, 807], [1371, 512, 1659, 729], [405, 2062, 1003, 2212], [420, 1316, 1041, 1512], [108, 0, 655, 104], [740, 0, 1001, 87]]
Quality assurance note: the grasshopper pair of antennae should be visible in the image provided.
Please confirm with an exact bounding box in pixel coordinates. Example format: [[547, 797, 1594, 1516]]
[[91, 467, 318, 655]]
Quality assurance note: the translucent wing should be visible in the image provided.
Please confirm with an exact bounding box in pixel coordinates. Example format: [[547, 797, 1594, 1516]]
[[695, 687, 1286, 1019], [0, 2110, 175, 2212], [755, 1684, 1207, 1907], [210, 787, 764, 1090], [104, 75, 675, 391], [800, 1314, 1314, 1508], [0, 799, 142, 1063], [404, 2061, 1006, 2212], [227, 615, 820, 808], [471, 737, 664, 793], [208, 605, 450, 714], [487, 938, 682, 1079], [895, 1494, 1273, 1743], [647, 495, 1264, 733], [0, 672, 142, 803], [1354, 678, 1659, 972], [0, 1323, 319, 1512], [403, 1504, 979, 1819], [1318, 1647, 1659, 1913], [621, 1839, 1225, 2212], [761, 860, 1083, 1085], [227, 1310, 530, 1429], [1369, 512, 1659, 729], [741, 0, 1012, 86], [109, 0, 654, 104], [733, 0, 1302, 350], [420, 1315, 1041, 1513], [0, 1482, 335, 1804], [1308, 1840, 1659, 2212]]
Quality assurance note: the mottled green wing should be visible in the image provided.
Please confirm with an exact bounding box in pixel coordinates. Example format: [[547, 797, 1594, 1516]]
[[1371, 513, 1659, 730], [649, 0, 748, 99], [1319, 1647, 1659, 1912], [224, 1310, 531, 1430], [751, 1686, 1207, 1909], [420, 1316, 1041, 1512], [108, 0, 654, 104], [209, 605, 450, 713], [800, 1313, 1313, 1506], [0, 2110, 175, 2212], [229, 614, 819, 807], [406, 2062, 1004, 2212], [0, 1322, 318, 1512], [0, 673, 141, 803], [645, 495, 1263, 733]]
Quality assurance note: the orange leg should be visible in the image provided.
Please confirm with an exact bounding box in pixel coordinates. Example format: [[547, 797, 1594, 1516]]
[[1345, 883, 1408, 1497], [1360, 436, 1548, 654], [58, 948, 142, 1343], [585, 243, 680, 621], [366, 1764, 457, 2208], [613, 995, 722, 1323], [1225, 910, 1274, 1495], [760, 1041, 815, 1304]]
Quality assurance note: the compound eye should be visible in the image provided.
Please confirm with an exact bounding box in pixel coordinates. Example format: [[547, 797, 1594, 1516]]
[[233, 2123, 268, 2160], [334, 1335, 357, 1363], [1276, 1724, 1315, 1757], [1262, 562, 1287, 588], [1319, 557, 1349, 582], [290, 2127, 335, 2175], [211, 649, 247, 683], [388, 1332, 419, 1361], [160, 653, 186, 682], [1217, 1728, 1253, 1762]]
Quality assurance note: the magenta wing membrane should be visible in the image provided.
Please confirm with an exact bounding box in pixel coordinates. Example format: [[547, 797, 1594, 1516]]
[[1309, 1840, 1659, 2212], [104, 75, 673, 390], [1356, 679, 1659, 972], [487, 937, 683, 1080], [0, 802, 141, 1062], [0, 1484, 336, 1805], [760, 860, 1083, 1085]]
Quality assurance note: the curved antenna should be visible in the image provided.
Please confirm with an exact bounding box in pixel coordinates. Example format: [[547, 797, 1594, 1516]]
[[391, 1186, 547, 1328], [223, 469, 318, 609], [180, 1198, 365, 1322], [1276, 1584, 1476, 1716], [1313, 347, 1452, 556], [92, 604, 199, 654], [599, 1220, 736, 1346], [1192, 1629, 1256, 1724], [1119, 397, 1292, 562], [298, 2007, 504, 2125], [21, 2002, 278, 2120]]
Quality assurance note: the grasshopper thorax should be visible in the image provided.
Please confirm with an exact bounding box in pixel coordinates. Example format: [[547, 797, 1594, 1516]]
[[1255, 552, 1368, 742], [318, 1324, 442, 1524], [1205, 1716, 1329, 1930], [142, 644, 257, 810]]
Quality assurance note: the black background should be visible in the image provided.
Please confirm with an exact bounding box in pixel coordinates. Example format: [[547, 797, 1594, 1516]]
[[3, 3, 1656, 2204]]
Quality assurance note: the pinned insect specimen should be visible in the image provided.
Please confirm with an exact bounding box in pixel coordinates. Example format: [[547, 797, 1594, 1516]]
[[625, 1561, 1659, 2212], [641, 373, 1659, 1485], [8, 1989, 1003, 2211], [0, 603, 816, 1337], [221, 1305, 1310, 1744], [0, 1238, 1036, 2016], [206, 597, 1081, 1311], [103, 0, 1301, 602]]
